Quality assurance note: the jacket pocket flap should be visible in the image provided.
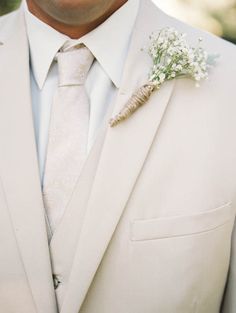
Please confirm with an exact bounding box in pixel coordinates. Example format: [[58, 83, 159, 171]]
[[131, 202, 234, 241]]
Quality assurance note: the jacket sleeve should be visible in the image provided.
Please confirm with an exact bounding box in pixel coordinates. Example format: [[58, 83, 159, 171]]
[[221, 219, 236, 313]]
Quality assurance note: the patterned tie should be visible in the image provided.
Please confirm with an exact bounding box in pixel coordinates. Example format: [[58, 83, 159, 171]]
[[43, 44, 94, 237]]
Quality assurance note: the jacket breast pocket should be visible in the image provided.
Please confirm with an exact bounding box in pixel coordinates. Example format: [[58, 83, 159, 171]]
[[130, 202, 235, 241]]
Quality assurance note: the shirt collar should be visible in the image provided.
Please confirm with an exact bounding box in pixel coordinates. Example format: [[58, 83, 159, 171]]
[[23, 0, 140, 90]]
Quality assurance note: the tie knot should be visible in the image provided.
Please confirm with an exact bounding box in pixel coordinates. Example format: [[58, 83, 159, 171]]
[[57, 45, 94, 87]]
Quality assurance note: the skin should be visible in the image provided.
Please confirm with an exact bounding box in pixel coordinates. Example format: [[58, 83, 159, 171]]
[[26, 0, 128, 39]]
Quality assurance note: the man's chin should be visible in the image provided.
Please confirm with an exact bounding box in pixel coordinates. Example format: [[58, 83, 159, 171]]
[[30, 0, 112, 27]]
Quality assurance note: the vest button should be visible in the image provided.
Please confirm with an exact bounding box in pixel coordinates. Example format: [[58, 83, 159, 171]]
[[53, 274, 61, 289]]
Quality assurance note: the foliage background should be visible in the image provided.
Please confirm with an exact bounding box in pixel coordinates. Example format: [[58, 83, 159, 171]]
[[154, 0, 236, 44], [0, 0, 235, 44], [0, 0, 20, 16]]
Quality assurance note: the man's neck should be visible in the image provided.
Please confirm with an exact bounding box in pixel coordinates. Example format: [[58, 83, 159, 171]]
[[26, 0, 128, 39]]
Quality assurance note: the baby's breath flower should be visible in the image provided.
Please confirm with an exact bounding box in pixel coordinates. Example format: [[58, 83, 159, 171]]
[[109, 27, 219, 127], [148, 27, 218, 87]]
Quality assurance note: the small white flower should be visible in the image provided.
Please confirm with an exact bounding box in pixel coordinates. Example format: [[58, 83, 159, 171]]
[[159, 73, 166, 83], [176, 65, 183, 71], [148, 27, 218, 88]]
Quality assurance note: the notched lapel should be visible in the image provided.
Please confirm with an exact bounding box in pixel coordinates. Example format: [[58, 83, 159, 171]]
[[61, 1, 176, 313], [0, 9, 57, 313]]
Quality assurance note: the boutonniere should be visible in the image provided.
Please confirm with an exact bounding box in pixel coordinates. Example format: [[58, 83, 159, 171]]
[[109, 27, 218, 127]]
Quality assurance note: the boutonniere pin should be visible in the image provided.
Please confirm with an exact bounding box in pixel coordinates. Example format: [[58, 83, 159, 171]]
[[109, 27, 218, 127]]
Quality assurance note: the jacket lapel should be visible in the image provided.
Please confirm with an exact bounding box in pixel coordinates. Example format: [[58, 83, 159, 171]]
[[61, 1, 175, 312], [0, 10, 57, 313]]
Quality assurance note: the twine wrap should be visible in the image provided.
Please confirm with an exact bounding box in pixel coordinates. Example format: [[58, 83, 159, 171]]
[[109, 82, 159, 127]]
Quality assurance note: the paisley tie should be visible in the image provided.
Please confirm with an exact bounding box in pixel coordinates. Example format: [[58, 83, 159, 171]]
[[43, 44, 94, 238]]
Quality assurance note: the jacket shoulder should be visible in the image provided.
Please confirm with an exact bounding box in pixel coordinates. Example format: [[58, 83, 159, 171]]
[[0, 9, 19, 26], [0, 9, 21, 42], [145, 0, 235, 57], [161, 11, 236, 61]]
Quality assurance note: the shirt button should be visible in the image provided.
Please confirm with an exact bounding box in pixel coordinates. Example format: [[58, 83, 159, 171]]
[[53, 274, 61, 289]]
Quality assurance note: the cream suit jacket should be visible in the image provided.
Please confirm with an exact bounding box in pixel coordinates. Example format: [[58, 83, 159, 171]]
[[0, 1, 236, 313]]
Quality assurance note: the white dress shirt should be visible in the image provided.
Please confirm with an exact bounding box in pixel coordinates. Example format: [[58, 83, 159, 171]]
[[23, 0, 140, 186]]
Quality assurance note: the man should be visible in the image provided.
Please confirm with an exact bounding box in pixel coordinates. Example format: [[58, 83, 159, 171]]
[[0, 0, 236, 312]]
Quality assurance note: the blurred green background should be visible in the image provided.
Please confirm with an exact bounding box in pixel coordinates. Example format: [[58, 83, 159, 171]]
[[154, 0, 236, 44], [0, 0, 20, 16], [1, 0, 236, 44]]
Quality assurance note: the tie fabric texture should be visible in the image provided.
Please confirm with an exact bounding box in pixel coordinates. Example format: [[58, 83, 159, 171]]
[[43, 43, 94, 237]]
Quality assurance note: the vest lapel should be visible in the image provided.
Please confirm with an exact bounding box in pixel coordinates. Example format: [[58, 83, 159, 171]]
[[61, 1, 175, 313], [0, 10, 57, 313]]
